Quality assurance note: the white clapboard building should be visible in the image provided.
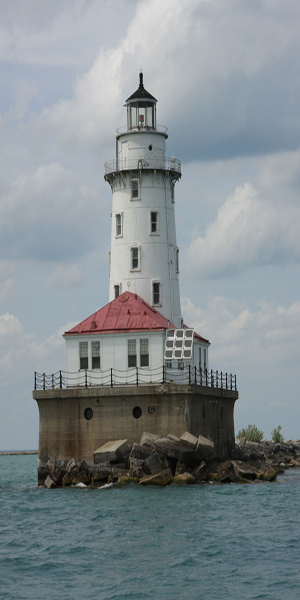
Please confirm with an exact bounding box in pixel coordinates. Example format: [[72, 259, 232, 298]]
[[64, 73, 210, 385]]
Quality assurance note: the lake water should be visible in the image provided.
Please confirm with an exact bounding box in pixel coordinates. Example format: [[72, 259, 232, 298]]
[[0, 455, 299, 600]]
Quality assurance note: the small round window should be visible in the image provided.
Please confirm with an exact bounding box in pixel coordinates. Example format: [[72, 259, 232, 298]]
[[148, 145, 153, 151], [133, 406, 142, 419], [84, 407, 93, 421]]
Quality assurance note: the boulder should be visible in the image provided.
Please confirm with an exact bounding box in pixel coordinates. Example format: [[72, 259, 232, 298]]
[[144, 452, 170, 475], [180, 432, 198, 449], [130, 443, 153, 461], [167, 434, 180, 443], [91, 464, 113, 482], [195, 435, 214, 460], [173, 473, 197, 485], [140, 432, 160, 446], [62, 469, 80, 486], [139, 469, 173, 486], [192, 461, 207, 481], [231, 460, 261, 481], [175, 460, 188, 476], [129, 457, 148, 479], [154, 438, 195, 463], [72, 471, 90, 486], [44, 474, 57, 489], [93, 440, 132, 464], [117, 475, 139, 485]]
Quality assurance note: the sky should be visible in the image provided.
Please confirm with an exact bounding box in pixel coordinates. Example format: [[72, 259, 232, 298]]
[[0, 0, 299, 449]]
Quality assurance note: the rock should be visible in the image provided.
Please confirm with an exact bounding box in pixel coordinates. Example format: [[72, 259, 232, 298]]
[[167, 434, 180, 443], [117, 476, 139, 485], [154, 438, 195, 463], [140, 432, 160, 446], [231, 460, 261, 481], [65, 459, 78, 473], [93, 440, 132, 464], [130, 443, 153, 461], [195, 435, 214, 460], [173, 473, 197, 485], [192, 461, 207, 481], [44, 475, 57, 489], [179, 432, 198, 449], [216, 461, 236, 483], [112, 467, 129, 479], [175, 460, 188, 476], [129, 457, 148, 479], [72, 471, 90, 485], [139, 469, 173, 486], [144, 452, 170, 475], [91, 464, 113, 482], [62, 469, 80, 486]]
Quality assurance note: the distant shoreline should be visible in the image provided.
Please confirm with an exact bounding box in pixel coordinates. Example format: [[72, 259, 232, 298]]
[[0, 451, 38, 456]]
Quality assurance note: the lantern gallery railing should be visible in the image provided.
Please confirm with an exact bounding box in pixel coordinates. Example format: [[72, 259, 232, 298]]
[[104, 156, 181, 175], [34, 367, 237, 391]]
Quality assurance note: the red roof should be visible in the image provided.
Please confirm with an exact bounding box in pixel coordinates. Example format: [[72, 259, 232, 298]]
[[64, 291, 209, 343]]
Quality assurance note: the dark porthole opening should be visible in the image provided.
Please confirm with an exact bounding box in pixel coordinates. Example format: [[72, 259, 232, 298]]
[[148, 145, 152, 151], [133, 406, 142, 419], [84, 407, 93, 421]]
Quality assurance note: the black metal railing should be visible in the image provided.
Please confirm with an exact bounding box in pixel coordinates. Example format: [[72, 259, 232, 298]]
[[34, 367, 237, 391]]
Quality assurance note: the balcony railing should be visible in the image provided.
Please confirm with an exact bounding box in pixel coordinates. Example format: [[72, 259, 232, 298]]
[[34, 367, 237, 391], [104, 156, 181, 176]]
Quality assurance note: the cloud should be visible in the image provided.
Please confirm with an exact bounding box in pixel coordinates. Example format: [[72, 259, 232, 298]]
[[0, 163, 100, 261], [181, 296, 300, 374], [184, 182, 300, 277], [46, 263, 87, 289], [32, 0, 300, 160]]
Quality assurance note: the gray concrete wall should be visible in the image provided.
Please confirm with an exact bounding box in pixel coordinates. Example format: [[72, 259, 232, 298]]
[[33, 384, 238, 465]]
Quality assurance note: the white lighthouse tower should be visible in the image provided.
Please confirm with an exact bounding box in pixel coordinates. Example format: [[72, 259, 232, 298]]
[[105, 72, 182, 327]]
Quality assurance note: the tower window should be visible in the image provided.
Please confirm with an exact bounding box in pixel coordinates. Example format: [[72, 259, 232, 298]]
[[128, 339, 137, 367], [92, 341, 100, 369], [114, 284, 120, 298], [152, 282, 161, 305], [116, 213, 122, 237], [131, 179, 140, 200], [150, 211, 158, 234], [131, 246, 140, 271], [140, 339, 149, 367], [79, 342, 88, 370], [175, 248, 179, 273]]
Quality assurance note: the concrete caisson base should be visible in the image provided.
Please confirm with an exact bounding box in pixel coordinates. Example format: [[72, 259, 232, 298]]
[[33, 384, 238, 469]]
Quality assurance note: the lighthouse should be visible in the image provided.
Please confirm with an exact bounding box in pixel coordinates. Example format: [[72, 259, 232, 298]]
[[33, 73, 238, 478], [106, 72, 182, 327]]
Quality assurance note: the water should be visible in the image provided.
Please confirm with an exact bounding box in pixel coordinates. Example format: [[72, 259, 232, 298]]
[[1, 455, 300, 600]]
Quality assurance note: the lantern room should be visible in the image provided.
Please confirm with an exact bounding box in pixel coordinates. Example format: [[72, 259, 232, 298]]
[[125, 72, 157, 131]]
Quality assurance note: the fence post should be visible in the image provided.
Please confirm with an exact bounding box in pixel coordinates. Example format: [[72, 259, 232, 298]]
[[216, 370, 218, 388], [230, 374, 232, 390], [226, 372, 228, 389], [206, 369, 208, 387], [85, 369, 87, 388], [188, 364, 191, 384], [34, 372, 36, 390], [60, 371, 62, 389], [111, 368, 113, 387], [43, 373, 45, 390], [162, 365, 165, 384], [200, 368, 202, 386], [211, 369, 214, 387], [194, 366, 197, 385], [235, 375, 237, 391], [136, 367, 138, 386]]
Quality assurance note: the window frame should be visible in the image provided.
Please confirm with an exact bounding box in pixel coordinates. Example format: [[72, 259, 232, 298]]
[[152, 280, 161, 306], [140, 338, 149, 367], [131, 178, 140, 200], [91, 341, 100, 370], [79, 341, 88, 370], [128, 339, 137, 368], [114, 283, 121, 298], [175, 247, 179, 273], [115, 212, 123, 238], [149, 211, 159, 235], [130, 246, 141, 271]]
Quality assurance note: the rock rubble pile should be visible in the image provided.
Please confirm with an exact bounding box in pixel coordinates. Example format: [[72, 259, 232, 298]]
[[41, 433, 300, 488]]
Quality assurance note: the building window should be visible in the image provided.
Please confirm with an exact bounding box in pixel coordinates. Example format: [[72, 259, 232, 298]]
[[152, 282, 160, 305], [131, 246, 140, 271], [131, 179, 140, 200], [116, 213, 122, 237], [114, 284, 120, 298], [92, 341, 100, 369], [79, 342, 88, 370], [175, 248, 179, 273], [140, 339, 149, 367], [204, 348, 207, 371], [150, 211, 158, 234], [128, 339, 137, 367]]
